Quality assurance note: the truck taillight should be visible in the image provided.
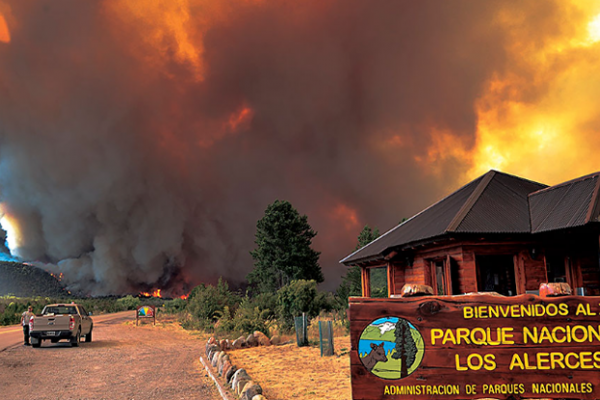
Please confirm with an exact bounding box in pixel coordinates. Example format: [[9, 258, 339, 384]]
[[29, 316, 34, 331], [69, 315, 75, 330]]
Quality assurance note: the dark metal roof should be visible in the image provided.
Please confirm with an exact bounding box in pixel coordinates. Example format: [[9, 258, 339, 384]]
[[341, 170, 600, 266], [456, 172, 547, 233], [529, 172, 600, 233], [341, 170, 547, 265]]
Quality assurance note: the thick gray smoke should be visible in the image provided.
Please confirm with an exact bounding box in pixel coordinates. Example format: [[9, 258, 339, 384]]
[[0, 1, 562, 294]]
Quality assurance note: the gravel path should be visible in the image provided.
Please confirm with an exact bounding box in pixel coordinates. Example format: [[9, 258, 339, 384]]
[[0, 316, 219, 400]]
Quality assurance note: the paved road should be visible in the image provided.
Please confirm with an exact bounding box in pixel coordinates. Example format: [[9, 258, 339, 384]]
[[0, 310, 134, 352]]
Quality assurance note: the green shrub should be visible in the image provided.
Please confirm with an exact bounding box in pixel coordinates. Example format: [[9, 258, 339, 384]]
[[277, 279, 319, 332], [116, 295, 142, 310], [162, 298, 187, 314], [185, 278, 240, 331]]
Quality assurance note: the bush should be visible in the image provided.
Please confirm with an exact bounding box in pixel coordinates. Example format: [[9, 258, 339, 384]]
[[162, 298, 187, 314], [0, 297, 51, 326], [186, 278, 240, 331], [116, 295, 142, 311], [277, 279, 319, 332]]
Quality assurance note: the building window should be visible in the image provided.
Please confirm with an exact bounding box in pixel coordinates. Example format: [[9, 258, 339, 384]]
[[476, 255, 517, 296], [369, 266, 388, 298], [545, 254, 567, 283], [430, 258, 459, 295], [434, 261, 447, 295]]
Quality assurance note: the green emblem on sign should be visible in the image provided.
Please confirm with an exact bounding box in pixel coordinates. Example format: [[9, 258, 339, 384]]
[[358, 316, 425, 379]]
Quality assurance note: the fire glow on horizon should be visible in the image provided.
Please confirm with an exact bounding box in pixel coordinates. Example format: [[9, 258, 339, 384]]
[[0, 12, 9, 44], [0, 209, 21, 256]]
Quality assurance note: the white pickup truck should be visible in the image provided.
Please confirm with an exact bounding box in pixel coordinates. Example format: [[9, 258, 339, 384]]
[[28, 303, 93, 348]]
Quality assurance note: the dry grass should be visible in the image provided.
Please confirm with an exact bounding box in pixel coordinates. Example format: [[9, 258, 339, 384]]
[[228, 335, 352, 400]]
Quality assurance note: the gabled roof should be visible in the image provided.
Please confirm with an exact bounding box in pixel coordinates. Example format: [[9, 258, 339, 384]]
[[341, 170, 547, 265], [529, 172, 600, 233]]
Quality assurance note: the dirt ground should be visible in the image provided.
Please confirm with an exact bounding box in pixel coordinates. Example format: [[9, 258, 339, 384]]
[[0, 316, 218, 400], [0, 314, 355, 400], [227, 336, 352, 400]]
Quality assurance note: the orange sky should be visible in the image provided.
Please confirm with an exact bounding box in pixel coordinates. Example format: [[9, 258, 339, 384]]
[[0, 12, 10, 43], [442, 1, 600, 187]]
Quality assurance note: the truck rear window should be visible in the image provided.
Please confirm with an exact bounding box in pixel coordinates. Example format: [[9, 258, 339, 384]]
[[44, 306, 78, 315]]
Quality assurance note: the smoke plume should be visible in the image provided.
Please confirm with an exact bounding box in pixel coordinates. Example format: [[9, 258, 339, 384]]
[[0, 1, 599, 294]]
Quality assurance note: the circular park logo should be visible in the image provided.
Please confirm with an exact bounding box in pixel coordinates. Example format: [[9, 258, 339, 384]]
[[358, 317, 425, 380]]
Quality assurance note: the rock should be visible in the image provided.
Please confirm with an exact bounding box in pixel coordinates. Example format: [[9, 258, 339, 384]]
[[270, 335, 281, 345], [211, 351, 222, 367], [207, 344, 220, 359], [206, 337, 216, 353], [225, 366, 237, 383], [236, 378, 250, 395], [253, 331, 271, 346], [241, 382, 262, 400], [215, 351, 226, 371], [231, 369, 250, 391], [220, 339, 229, 350], [540, 282, 572, 297], [232, 336, 246, 349], [217, 354, 229, 373], [219, 360, 231, 377], [251, 396, 267, 400], [399, 284, 433, 297], [246, 333, 258, 347]]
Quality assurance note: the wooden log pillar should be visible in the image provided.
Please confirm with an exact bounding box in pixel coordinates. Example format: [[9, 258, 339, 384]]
[[361, 267, 371, 297], [386, 262, 394, 297]]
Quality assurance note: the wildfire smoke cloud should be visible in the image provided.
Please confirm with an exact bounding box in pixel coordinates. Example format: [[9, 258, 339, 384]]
[[0, 1, 599, 294]]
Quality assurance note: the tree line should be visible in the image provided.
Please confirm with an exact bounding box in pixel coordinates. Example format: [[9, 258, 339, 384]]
[[177, 199, 388, 336]]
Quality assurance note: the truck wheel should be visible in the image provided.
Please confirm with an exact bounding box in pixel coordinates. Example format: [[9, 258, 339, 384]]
[[31, 337, 41, 348], [85, 326, 93, 343], [71, 330, 80, 347], [51, 339, 58, 343]]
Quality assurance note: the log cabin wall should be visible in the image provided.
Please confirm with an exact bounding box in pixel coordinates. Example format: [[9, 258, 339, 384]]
[[389, 244, 477, 295], [389, 261, 405, 296], [518, 248, 547, 291], [456, 249, 477, 293], [574, 235, 600, 294], [366, 232, 600, 298], [574, 245, 600, 295], [403, 257, 428, 287]]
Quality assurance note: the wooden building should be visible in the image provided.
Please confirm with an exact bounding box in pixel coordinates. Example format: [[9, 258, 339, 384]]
[[341, 170, 600, 297]]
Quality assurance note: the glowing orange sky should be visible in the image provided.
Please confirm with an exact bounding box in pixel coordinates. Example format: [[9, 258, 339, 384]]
[[455, 1, 600, 187], [104, 0, 600, 189], [0, 13, 9, 43]]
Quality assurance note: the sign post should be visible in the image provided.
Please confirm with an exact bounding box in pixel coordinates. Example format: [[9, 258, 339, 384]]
[[350, 292, 600, 399], [136, 305, 156, 326]]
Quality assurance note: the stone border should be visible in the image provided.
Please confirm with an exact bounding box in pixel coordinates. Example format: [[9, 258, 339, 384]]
[[205, 331, 275, 400], [199, 355, 236, 400]]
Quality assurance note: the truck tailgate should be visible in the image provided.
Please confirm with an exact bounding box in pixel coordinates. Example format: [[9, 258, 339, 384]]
[[34, 315, 71, 331]]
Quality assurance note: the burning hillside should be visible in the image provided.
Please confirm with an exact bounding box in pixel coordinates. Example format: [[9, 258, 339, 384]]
[[0, 262, 67, 297], [1, 1, 600, 294]]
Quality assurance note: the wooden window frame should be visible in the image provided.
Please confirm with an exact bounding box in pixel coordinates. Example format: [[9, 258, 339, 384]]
[[429, 255, 453, 296], [360, 265, 390, 298]]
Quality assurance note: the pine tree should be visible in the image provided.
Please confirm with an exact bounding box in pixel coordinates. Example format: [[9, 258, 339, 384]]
[[248, 200, 323, 293], [338, 225, 380, 299], [392, 319, 417, 378]]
